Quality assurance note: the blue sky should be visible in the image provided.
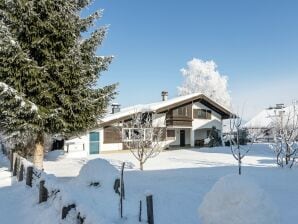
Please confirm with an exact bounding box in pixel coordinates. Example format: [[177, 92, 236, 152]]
[[83, 0, 298, 119]]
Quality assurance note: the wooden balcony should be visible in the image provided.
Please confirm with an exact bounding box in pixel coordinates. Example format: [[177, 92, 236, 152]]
[[166, 117, 192, 127]]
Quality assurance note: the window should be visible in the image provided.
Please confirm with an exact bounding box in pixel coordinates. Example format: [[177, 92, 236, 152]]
[[206, 110, 211, 119], [122, 128, 153, 142], [167, 130, 175, 138], [173, 106, 188, 117], [195, 109, 212, 119], [178, 107, 187, 116], [197, 109, 206, 119]]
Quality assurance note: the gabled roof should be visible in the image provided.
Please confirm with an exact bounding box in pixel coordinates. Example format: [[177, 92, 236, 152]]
[[99, 93, 233, 126], [244, 105, 295, 129]]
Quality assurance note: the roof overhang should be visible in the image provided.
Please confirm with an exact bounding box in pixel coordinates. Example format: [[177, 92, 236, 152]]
[[156, 94, 232, 119]]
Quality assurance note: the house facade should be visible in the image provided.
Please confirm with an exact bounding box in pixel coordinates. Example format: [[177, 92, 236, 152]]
[[65, 92, 232, 154]]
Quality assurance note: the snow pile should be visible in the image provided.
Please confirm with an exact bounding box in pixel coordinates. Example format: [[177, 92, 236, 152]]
[[198, 174, 279, 224], [76, 158, 119, 185], [62, 158, 120, 224], [31, 158, 121, 224]]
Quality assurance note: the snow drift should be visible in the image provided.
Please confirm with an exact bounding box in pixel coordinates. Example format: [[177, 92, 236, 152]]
[[41, 158, 120, 224], [198, 174, 279, 224]]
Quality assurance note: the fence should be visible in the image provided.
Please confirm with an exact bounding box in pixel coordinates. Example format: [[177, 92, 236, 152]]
[[8, 151, 85, 223], [7, 151, 155, 224]]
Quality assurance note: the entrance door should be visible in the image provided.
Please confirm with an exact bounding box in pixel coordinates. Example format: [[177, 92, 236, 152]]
[[89, 132, 100, 154], [180, 130, 185, 147]]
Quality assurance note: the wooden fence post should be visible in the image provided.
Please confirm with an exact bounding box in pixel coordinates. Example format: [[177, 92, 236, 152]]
[[139, 200, 142, 222], [13, 154, 18, 176], [18, 163, 24, 182], [146, 195, 154, 224], [26, 166, 33, 187], [39, 180, 48, 203]]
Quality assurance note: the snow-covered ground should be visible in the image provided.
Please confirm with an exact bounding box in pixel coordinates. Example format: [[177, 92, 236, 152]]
[[1, 144, 298, 223]]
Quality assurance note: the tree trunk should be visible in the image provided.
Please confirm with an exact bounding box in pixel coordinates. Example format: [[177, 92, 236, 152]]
[[140, 161, 144, 171], [238, 158, 242, 175], [286, 144, 290, 165], [33, 132, 44, 169], [238, 147, 241, 175]]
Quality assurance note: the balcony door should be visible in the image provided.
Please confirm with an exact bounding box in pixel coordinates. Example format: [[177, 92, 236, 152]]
[[89, 132, 100, 154]]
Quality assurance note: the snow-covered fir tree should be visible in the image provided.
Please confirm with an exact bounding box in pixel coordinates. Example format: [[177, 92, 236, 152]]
[[177, 58, 231, 109], [0, 0, 116, 168]]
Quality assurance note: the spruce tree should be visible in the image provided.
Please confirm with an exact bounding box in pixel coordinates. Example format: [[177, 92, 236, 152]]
[[0, 0, 116, 167]]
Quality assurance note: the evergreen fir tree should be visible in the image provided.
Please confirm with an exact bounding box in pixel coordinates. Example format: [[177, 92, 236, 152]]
[[0, 0, 116, 167]]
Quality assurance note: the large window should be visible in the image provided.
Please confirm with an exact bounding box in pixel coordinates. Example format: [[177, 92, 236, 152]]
[[195, 109, 212, 119], [173, 106, 189, 117], [167, 130, 175, 138], [122, 128, 153, 142]]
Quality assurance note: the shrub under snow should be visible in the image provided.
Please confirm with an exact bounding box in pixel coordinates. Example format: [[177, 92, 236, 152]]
[[198, 174, 279, 224], [76, 158, 119, 185], [47, 159, 120, 224]]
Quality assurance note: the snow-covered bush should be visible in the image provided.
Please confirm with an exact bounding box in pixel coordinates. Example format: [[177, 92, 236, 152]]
[[198, 174, 279, 224], [41, 159, 121, 224], [76, 158, 119, 186]]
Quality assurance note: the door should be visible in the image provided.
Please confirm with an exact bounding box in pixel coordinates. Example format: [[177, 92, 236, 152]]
[[180, 130, 185, 147], [89, 132, 100, 154]]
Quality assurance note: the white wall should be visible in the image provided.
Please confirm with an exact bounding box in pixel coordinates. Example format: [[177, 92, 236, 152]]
[[102, 143, 123, 151], [65, 128, 113, 154], [195, 129, 208, 140], [167, 128, 191, 146]]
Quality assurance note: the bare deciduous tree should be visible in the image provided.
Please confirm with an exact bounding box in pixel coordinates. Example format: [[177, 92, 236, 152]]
[[270, 103, 298, 168], [119, 112, 165, 170], [229, 115, 254, 175]]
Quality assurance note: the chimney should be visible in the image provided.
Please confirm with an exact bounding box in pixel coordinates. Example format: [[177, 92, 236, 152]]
[[161, 91, 168, 101], [111, 103, 120, 114]]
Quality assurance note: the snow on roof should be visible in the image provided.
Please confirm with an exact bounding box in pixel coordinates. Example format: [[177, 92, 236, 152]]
[[100, 92, 230, 124], [244, 105, 296, 129]]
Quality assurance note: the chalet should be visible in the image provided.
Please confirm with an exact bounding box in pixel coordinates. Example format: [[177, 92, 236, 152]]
[[65, 92, 233, 154], [243, 104, 291, 142]]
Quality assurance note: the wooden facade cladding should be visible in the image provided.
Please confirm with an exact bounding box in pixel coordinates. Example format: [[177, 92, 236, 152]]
[[103, 126, 122, 144], [165, 103, 193, 127], [166, 119, 192, 127]]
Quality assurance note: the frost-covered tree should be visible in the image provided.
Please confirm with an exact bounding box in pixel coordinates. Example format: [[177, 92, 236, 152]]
[[0, 0, 116, 168], [178, 58, 231, 108], [270, 104, 298, 168]]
